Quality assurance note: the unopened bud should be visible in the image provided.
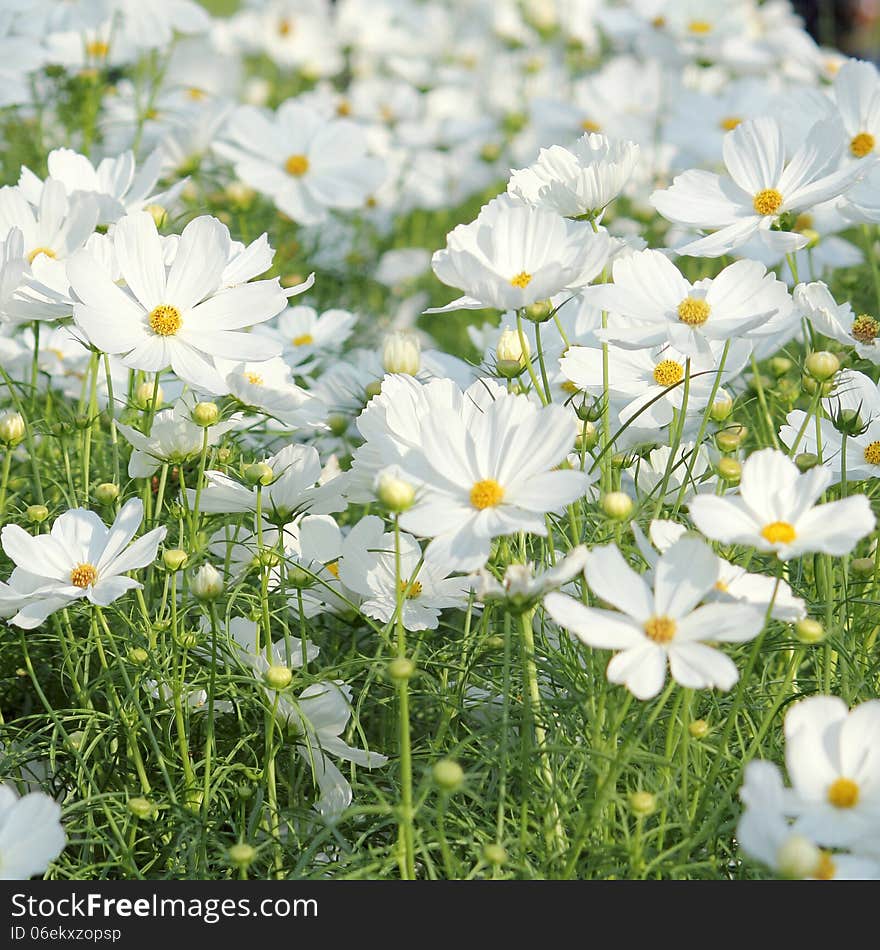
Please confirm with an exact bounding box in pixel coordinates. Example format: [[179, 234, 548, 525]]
[[795, 452, 819, 473], [716, 458, 741, 483], [26, 504, 49, 523], [382, 331, 421, 376], [709, 389, 734, 422], [688, 719, 709, 739], [388, 656, 415, 682], [364, 380, 383, 401], [851, 557, 875, 578], [228, 842, 256, 867], [483, 843, 507, 865], [628, 791, 656, 817], [805, 351, 840, 382], [265, 665, 292, 690], [144, 204, 167, 228], [243, 462, 274, 486], [127, 797, 156, 820], [715, 424, 747, 452], [128, 647, 149, 664], [769, 356, 793, 377], [524, 299, 553, 323], [0, 411, 25, 445], [496, 327, 529, 377], [94, 482, 119, 505], [135, 380, 163, 409], [432, 758, 465, 793], [190, 563, 223, 600], [192, 401, 220, 427], [376, 469, 416, 512], [163, 548, 188, 572], [601, 491, 633, 520], [794, 617, 825, 644], [777, 835, 822, 880]]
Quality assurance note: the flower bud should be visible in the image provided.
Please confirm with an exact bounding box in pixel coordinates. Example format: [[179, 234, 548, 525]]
[[26, 504, 49, 524], [483, 843, 507, 866], [709, 388, 733, 422], [769, 356, 793, 377], [851, 557, 874, 578], [265, 665, 292, 690], [382, 331, 421, 376], [225, 182, 255, 206], [364, 380, 383, 401], [376, 469, 416, 512], [485, 635, 505, 651], [192, 401, 220, 427], [804, 350, 839, 382], [795, 452, 819, 473], [715, 424, 747, 452], [128, 797, 157, 820], [801, 374, 834, 396], [190, 563, 223, 600], [496, 327, 529, 377], [135, 380, 164, 409], [287, 565, 314, 588], [144, 204, 167, 228], [628, 791, 656, 817], [0, 411, 25, 445], [833, 408, 865, 436], [228, 843, 256, 868], [716, 458, 741, 484], [243, 462, 274, 486], [480, 142, 502, 163], [576, 420, 599, 451], [328, 414, 348, 437], [524, 299, 553, 323], [94, 482, 119, 505], [432, 758, 465, 793], [688, 719, 709, 739], [163, 548, 188, 572], [777, 835, 822, 880], [128, 647, 149, 664], [747, 373, 772, 394], [794, 617, 825, 645], [388, 656, 415, 682], [601, 491, 633, 521]]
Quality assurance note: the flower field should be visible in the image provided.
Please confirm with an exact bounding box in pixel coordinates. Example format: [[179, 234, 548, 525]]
[[1, 0, 880, 882]]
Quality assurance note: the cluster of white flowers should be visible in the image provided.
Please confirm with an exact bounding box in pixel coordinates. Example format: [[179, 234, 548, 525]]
[[0, 0, 878, 881]]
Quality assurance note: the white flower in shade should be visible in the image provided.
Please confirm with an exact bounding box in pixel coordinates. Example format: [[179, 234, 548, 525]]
[[273, 680, 388, 821], [472, 544, 588, 610], [794, 281, 880, 363], [254, 305, 357, 374], [0, 499, 166, 628], [651, 117, 867, 258], [544, 537, 766, 700], [830, 59, 880, 163], [219, 356, 326, 428], [841, 162, 880, 223], [112, 0, 210, 50], [737, 761, 880, 880], [397, 390, 590, 571], [68, 212, 285, 394], [214, 101, 386, 225], [507, 133, 640, 219], [18, 148, 182, 226], [689, 448, 875, 559], [561, 337, 751, 429], [192, 444, 343, 520], [115, 399, 241, 479], [631, 442, 714, 507], [782, 697, 880, 851], [337, 515, 469, 631], [0, 785, 66, 879], [225, 616, 318, 675], [585, 248, 789, 358], [633, 520, 806, 622], [425, 196, 611, 314]]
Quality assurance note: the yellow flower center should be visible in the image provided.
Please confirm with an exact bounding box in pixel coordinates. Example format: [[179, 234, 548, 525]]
[[278, 18, 293, 36], [761, 521, 796, 544], [653, 359, 685, 387], [186, 86, 206, 101], [336, 100, 352, 117], [285, 154, 310, 176], [399, 579, 423, 599], [561, 380, 579, 394], [245, 372, 264, 386], [720, 116, 742, 131], [325, 560, 340, 578], [27, 246, 57, 264], [827, 777, 860, 809], [510, 271, 532, 289], [688, 19, 713, 34], [86, 39, 110, 59], [813, 851, 837, 880], [470, 479, 504, 510], [863, 441, 880, 466], [651, 15, 666, 28], [70, 563, 98, 588], [851, 314, 879, 344], [581, 119, 602, 133], [644, 615, 676, 643], [850, 132, 875, 158], [677, 297, 711, 326], [714, 579, 729, 592], [148, 304, 182, 336], [292, 332, 314, 347], [753, 188, 784, 216]]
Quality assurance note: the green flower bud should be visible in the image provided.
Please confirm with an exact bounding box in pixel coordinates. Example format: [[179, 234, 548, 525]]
[[243, 462, 274, 486], [163, 548, 188, 572], [601, 491, 633, 521], [795, 452, 819, 473], [795, 617, 825, 645], [94, 482, 120, 505], [628, 791, 656, 817], [716, 458, 742, 483], [483, 843, 507, 866], [804, 351, 840, 382], [192, 401, 220, 427], [26, 504, 49, 524], [128, 797, 156, 820], [688, 719, 709, 739], [388, 657, 415, 682], [265, 665, 292, 690], [228, 843, 256, 868], [432, 758, 465, 793]]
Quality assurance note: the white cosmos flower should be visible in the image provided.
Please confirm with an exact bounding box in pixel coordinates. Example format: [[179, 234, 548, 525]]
[[225, 616, 318, 674], [829, 59, 880, 163], [214, 101, 386, 225], [115, 398, 241, 479], [219, 356, 326, 428], [111, 0, 210, 50], [68, 211, 286, 394], [794, 281, 880, 363], [425, 196, 611, 314], [841, 162, 880, 223], [631, 442, 715, 507], [632, 520, 806, 622], [18, 148, 182, 226], [338, 515, 469, 631], [0, 785, 66, 880], [253, 304, 357, 374], [471, 544, 588, 610], [0, 498, 166, 628], [585, 248, 790, 359], [191, 443, 344, 520], [689, 448, 876, 559], [782, 697, 880, 852], [507, 133, 640, 219], [397, 389, 590, 571], [651, 117, 868, 258], [544, 537, 766, 700], [737, 761, 880, 880]]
